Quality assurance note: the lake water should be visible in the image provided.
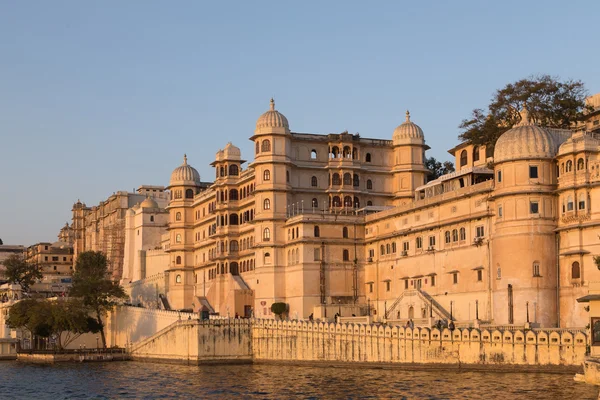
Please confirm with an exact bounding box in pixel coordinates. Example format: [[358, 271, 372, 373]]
[[0, 361, 597, 399]]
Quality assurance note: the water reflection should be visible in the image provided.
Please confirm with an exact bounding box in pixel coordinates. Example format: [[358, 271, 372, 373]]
[[0, 361, 596, 399]]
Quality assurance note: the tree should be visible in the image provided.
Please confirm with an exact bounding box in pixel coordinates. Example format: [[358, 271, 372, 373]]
[[0, 238, 3, 245], [270, 302, 287, 320], [69, 251, 127, 348], [425, 157, 455, 181], [1, 254, 43, 293], [459, 75, 589, 149]]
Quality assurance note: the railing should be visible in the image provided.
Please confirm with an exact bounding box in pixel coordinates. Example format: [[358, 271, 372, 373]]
[[17, 347, 127, 355]]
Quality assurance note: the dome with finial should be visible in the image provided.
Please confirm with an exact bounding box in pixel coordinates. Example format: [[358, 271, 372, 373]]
[[223, 142, 241, 159], [140, 196, 159, 209], [255, 98, 289, 131], [494, 105, 557, 163], [393, 110, 425, 145], [169, 154, 201, 187]]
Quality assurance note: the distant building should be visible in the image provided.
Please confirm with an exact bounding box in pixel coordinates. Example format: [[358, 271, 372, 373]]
[[25, 242, 74, 283], [0, 245, 25, 275]]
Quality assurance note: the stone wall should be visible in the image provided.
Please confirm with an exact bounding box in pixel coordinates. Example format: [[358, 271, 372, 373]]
[[252, 320, 587, 367]]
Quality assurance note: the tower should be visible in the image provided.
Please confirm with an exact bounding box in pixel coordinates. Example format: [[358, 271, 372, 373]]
[[166, 154, 201, 310], [249, 99, 292, 315], [391, 111, 429, 205]]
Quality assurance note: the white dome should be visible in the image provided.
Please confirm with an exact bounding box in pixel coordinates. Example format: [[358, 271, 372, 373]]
[[140, 197, 159, 209], [393, 111, 424, 145], [223, 142, 241, 159], [169, 154, 201, 187], [494, 108, 556, 163], [256, 98, 289, 130]]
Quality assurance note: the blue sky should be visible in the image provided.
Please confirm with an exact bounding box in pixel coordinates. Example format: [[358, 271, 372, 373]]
[[1, 1, 599, 245]]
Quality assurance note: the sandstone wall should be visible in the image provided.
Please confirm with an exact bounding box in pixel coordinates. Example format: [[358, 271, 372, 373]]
[[252, 320, 587, 367]]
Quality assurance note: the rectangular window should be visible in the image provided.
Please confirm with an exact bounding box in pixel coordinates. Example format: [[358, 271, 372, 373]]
[[416, 237, 422, 249], [476, 226, 484, 237], [533, 263, 540, 277], [314, 248, 320, 261], [44, 256, 48, 261], [530, 201, 539, 214], [429, 236, 436, 247], [497, 267, 502, 279], [498, 206, 503, 218], [453, 273, 458, 284], [477, 270, 483, 282], [404, 280, 409, 289], [497, 170, 502, 182], [403, 242, 409, 252], [386, 281, 391, 292], [52, 256, 59, 261], [579, 201, 586, 210], [431, 275, 436, 287], [369, 249, 374, 258], [529, 165, 538, 179], [369, 283, 374, 293], [63, 257, 67, 261]]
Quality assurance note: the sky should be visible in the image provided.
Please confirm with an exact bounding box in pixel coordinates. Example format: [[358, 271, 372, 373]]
[[1, 1, 599, 246]]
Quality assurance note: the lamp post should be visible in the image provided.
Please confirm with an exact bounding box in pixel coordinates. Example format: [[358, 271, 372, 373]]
[[450, 301, 454, 321], [526, 301, 530, 323], [96, 336, 99, 350], [367, 298, 371, 316], [338, 298, 341, 317], [475, 300, 479, 320], [384, 301, 387, 319]]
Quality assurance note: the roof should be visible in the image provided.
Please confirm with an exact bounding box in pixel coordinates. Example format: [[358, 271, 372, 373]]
[[576, 294, 600, 303], [415, 166, 493, 191]]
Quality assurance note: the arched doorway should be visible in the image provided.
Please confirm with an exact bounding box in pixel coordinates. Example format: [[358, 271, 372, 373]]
[[230, 262, 239, 276], [408, 306, 414, 319]]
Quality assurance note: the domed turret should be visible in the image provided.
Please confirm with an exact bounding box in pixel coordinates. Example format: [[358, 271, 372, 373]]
[[255, 98, 289, 131], [140, 196, 158, 209], [169, 154, 201, 187], [393, 111, 425, 146], [494, 107, 556, 163], [223, 142, 241, 160]]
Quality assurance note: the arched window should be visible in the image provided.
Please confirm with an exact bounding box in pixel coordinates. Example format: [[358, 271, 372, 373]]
[[342, 226, 349, 238], [459, 227, 466, 241], [185, 189, 194, 199], [311, 149, 317, 159], [444, 231, 451, 244], [150, 215, 154, 222], [343, 146, 351, 158], [176, 234, 182, 243], [566, 160, 573, 172], [366, 153, 372, 163], [263, 198, 271, 210], [416, 237, 423, 249], [352, 147, 358, 160], [229, 189, 238, 201], [572, 262, 581, 279], [314, 226, 320, 237], [473, 146, 480, 162], [577, 158, 585, 170], [353, 174, 359, 187], [263, 169, 271, 181], [311, 176, 318, 187], [263, 228, 271, 241], [175, 212, 182, 221], [229, 164, 239, 176], [312, 198, 318, 208], [255, 141, 260, 154], [567, 196, 574, 211], [286, 171, 290, 183], [176, 274, 182, 283], [230, 240, 239, 252], [380, 245, 385, 255], [354, 197, 360, 208], [367, 201, 373, 206], [332, 196, 341, 207], [391, 242, 397, 253], [452, 229, 458, 242], [533, 262, 541, 277], [230, 214, 239, 225], [220, 166, 225, 177], [264, 252, 271, 264], [344, 173, 352, 185], [561, 163, 564, 174], [343, 249, 349, 261], [579, 194, 586, 210], [367, 179, 373, 190], [261, 139, 271, 152], [331, 146, 339, 158], [343, 196, 352, 207], [332, 173, 341, 185], [176, 256, 181, 265], [460, 150, 468, 167], [386, 244, 391, 254]]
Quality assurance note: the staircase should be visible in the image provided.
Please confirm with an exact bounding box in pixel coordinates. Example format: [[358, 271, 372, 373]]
[[385, 289, 453, 321], [158, 294, 171, 311], [232, 274, 250, 290]]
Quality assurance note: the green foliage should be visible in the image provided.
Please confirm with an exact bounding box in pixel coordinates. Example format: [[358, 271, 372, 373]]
[[459, 75, 589, 149], [594, 256, 600, 270], [270, 302, 287, 319], [69, 251, 126, 348], [1, 254, 43, 292], [425, 157, 455, 181], [6, 299, 100, 349]]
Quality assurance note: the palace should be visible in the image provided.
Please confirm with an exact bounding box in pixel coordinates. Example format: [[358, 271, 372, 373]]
[[111, 95, 600, 328]]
